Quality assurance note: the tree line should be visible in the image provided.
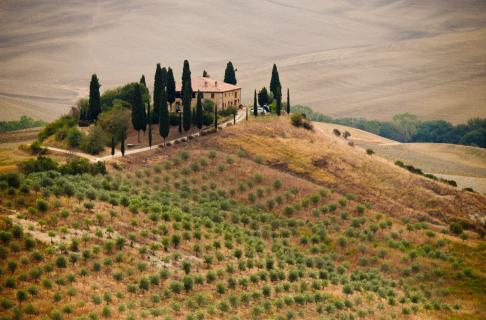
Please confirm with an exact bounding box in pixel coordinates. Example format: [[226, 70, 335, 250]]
[[292, 105, 486, 148], [0, 116, 45, 133]]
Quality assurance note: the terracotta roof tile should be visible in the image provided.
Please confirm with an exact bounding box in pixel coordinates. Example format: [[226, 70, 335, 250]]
[[176, 76, 240, 93]]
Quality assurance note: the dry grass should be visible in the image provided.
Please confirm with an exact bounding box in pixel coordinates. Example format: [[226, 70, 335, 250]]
[[313, 122, 486, 193], [209, 116, 486, 225]]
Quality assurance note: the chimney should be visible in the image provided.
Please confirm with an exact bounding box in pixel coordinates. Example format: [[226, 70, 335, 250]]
[[204, 81, 208, 88], [215, 81, 218, 87]]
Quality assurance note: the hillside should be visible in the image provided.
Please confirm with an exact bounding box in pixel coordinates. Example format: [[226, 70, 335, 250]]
[[313, 122, 486, 194], [0, 116, 485, 320], [1, 0, 486, 122]]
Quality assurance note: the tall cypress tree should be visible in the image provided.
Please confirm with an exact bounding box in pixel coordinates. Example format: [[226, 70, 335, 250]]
[[120, 130, 125, 156], [275, 85, 282, 116], [286, 88, 290, 114], [214, 103, 218, 129], [253, 90, 258, 117], [140, 75, 146, 87], [88, 74, 101, 121], [270, 64, 281, 97], [111, 136, 115, 156], [178, 112, 182, 135], [181, 60, 192, 98], [224, 61, 237, 85], [147, 99, 152, 148], [196, 91, 203, 130], [166, 68, 176, 110], [182, 81, 192, 131], [132, 84, 146, 143], [153, 64, 163, 124], [159, 87, 169, 146]]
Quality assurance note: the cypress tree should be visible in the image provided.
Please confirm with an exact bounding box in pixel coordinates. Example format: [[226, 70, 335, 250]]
[[253, 90, 258, 117], [182, 82, 192, 131], [120, 130, 125, 156], [258, 87, 268, 107], [196, 91, 203, 129], [167, 68, 176, 109], [153, 64, 163, 124], [111, 136, 115, 156], [140, 75, 146, 87], [88, 74, 101, 121], [132, 84, 146, 143], [202, 70, 209, 77], [224, 61, 237, 85], [147, 99, 153, 148], [270, 64, 281, 97], [178, 112, 182, 135], [159, 87, 169, 145], [214, 103, 218, 129], [286, 88, 290, 114], [275, 85, 282, 116], [181, 60, 192, 98]]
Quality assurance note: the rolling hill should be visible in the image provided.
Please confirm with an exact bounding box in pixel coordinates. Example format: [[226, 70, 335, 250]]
[[0, 116, 484, 320], [313, 122, 486, 194], [1, 0, 486, 122]]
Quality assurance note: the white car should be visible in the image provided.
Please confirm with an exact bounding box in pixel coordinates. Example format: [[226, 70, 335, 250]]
[[251, 106, 266, 115]]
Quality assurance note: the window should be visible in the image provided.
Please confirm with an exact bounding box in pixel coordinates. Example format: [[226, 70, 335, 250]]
[[234, 92, 237, 98], [211, 93, 214, 98]]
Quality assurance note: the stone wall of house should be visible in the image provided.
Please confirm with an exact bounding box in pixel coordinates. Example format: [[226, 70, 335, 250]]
[[173, 88, 241, 112]]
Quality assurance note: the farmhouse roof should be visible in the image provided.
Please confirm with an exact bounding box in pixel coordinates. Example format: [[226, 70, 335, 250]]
[[176, 76, 240, 93]]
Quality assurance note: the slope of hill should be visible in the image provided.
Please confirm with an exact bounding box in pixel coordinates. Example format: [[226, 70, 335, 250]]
[[313, 122, 486, 193], [1, 0, 486, 122], [1, 116, 484, 320]]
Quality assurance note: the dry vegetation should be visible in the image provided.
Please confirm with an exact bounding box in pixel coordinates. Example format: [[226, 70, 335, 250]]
[[0, 116, 484, 320], [313, 122, 486, 193]]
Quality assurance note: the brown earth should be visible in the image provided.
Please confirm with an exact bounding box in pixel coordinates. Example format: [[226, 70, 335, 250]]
[[1, 0, 486, 123]]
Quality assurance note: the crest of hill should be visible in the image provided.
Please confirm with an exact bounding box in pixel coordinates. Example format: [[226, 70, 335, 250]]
[[207, 117, 486, 229]]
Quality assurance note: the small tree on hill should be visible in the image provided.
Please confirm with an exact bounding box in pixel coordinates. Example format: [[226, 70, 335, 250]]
[[196, 91, 203, 130], [203, 70, 209, 77], [159, 88, 169, 145], [140, 75, 146, 87], [224, 61, 237, 85], [167, 67, 176, 109], [88, 74, 101, 121], [258, 87, 269, 107], [182, 82, 192, 131], [132, 84, 147, 143]]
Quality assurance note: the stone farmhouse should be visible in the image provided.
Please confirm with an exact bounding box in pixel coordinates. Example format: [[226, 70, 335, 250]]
[[174, 76, 241, 112]]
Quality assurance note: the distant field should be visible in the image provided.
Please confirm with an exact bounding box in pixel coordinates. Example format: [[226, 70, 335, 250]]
[[314, 122, 486, 193], [1, 0, 486, 122]]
